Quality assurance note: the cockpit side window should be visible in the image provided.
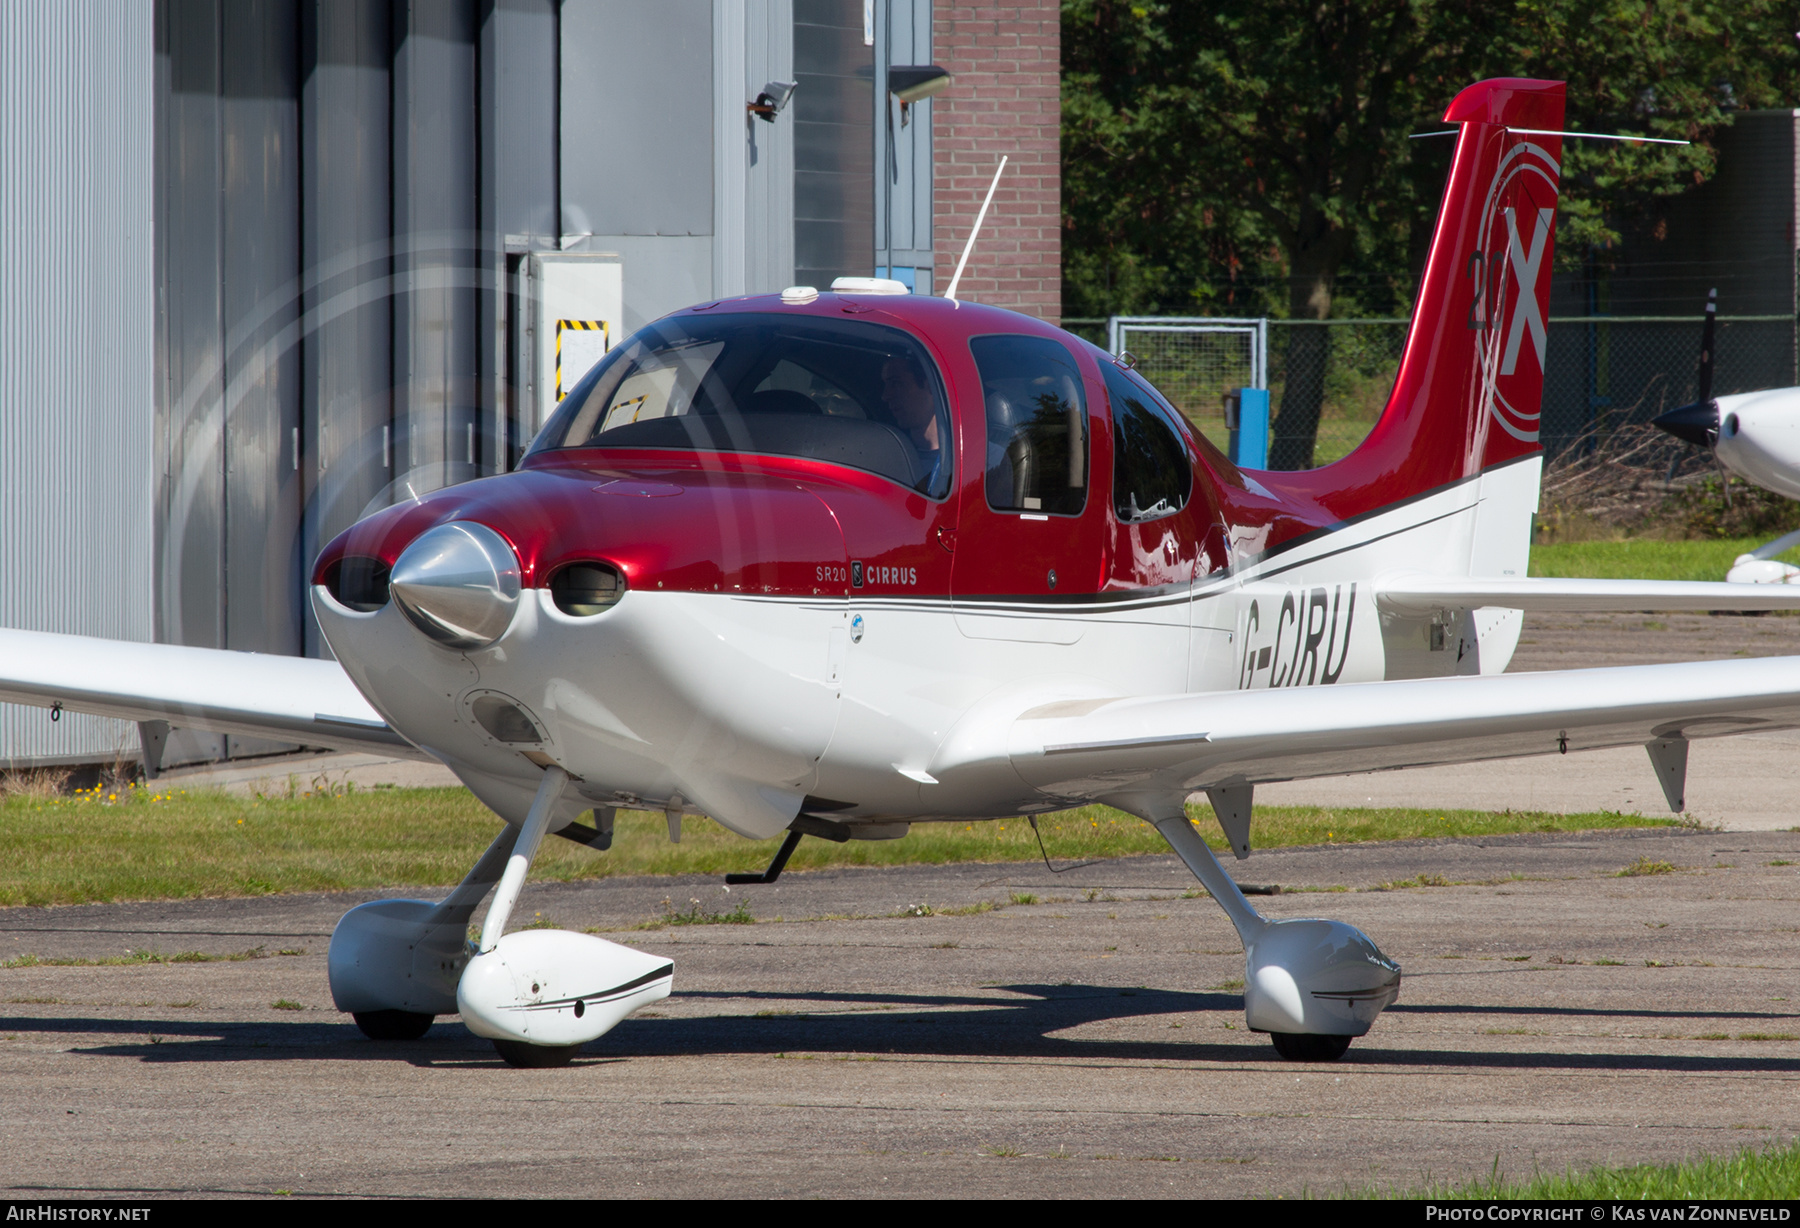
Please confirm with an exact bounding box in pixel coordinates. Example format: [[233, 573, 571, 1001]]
[[527, 315, 952, 498], [1103, 362, 1192, 522], [970, 334, 1088, 516]]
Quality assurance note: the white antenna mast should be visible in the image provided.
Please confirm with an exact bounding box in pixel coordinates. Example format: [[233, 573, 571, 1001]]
[[943, 155, 1007, 302]]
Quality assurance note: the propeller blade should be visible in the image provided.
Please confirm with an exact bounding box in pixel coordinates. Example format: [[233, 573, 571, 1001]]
[[1653, 289, 1722, 449], [1697, 286, 1716, 407]]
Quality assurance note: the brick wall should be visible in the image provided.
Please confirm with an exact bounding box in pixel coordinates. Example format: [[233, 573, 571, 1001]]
[[932, 1, 1061, 323]]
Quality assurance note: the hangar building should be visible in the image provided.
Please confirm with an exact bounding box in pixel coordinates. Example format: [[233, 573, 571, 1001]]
[[0, 0, 1063, 767]]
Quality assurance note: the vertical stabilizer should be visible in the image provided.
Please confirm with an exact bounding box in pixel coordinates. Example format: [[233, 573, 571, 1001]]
[[1346, 79, 1565, 492]]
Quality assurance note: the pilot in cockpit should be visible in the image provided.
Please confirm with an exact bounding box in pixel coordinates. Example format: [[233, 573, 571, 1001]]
[[881, 353, 944, 491]]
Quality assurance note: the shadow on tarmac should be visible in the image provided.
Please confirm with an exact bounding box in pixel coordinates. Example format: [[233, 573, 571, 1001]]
[[7, 981, 1800, 1072]]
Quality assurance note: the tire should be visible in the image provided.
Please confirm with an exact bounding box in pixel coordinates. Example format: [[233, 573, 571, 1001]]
[[352, 1010, 434, 1041], [493, 1039, 583, 1068], [1270, 1032, 1352, 1062]]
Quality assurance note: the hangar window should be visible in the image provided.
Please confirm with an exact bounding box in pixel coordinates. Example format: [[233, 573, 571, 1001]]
[[971, 335, 1088, 516], [1104, 363, 1191, 522], [527, 315, 952, 498]]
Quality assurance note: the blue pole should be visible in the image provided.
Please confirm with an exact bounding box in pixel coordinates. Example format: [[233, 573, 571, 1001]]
[[1232, 388, 1270, 469]]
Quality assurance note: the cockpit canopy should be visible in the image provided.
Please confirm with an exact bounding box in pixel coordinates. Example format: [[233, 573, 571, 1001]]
[[528, 314, 953, 498]]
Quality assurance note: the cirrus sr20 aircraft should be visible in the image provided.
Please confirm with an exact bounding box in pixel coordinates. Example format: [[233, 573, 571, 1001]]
[[8, 78, 1800, 1067]]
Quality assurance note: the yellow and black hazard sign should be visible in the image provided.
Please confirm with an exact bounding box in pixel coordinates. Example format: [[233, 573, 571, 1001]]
[[556, 319, 610, 400]]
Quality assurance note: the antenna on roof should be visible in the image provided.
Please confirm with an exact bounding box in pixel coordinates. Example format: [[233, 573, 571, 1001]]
[[943, 155, 1007, 302]]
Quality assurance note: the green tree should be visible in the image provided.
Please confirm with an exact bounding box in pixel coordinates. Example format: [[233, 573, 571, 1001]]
[[1064, 0, 1799, 468]]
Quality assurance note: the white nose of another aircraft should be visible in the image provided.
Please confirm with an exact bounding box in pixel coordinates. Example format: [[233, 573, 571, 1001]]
[[1709, 388, 1800, 503], [389, 521, 523, 649]]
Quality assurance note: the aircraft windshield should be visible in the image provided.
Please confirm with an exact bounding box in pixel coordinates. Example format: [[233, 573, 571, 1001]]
[[528, 314, 953, 498]]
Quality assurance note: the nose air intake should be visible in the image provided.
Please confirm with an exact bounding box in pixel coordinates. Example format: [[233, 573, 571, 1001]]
[[389, 522, 522, 649]]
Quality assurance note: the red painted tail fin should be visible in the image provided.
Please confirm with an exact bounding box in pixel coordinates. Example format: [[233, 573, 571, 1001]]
[[1342, 79, 1564, 495]]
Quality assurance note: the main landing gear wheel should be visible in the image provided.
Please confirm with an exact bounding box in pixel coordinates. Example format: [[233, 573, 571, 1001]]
[[1270, 1033, 1353, 1062], [353, 1010, 435, 1040], [493, 1039, 583, 1068]]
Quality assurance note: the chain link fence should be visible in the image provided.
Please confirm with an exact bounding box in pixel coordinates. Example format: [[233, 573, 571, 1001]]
[[1065, 314, 1797, 468]]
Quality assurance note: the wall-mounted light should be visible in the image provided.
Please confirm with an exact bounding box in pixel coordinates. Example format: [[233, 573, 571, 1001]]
[[747, 80, 797, 123], [888, 65, 951, 127]]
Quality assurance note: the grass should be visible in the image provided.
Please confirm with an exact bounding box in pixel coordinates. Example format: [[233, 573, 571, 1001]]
[[1369, 1138, 1800, 1199], [1530, 537, 1800, 582], [0, 782, 1675, 908], [2, 946, 304, 969]]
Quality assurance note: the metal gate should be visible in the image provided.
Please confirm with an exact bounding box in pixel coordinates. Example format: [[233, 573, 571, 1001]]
[[1108, 316, 1268, 455]]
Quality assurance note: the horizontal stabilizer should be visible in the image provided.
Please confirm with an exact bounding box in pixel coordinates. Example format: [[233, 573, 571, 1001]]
[[1376, 572, 1800, 616], [0, 628, 430, 760]]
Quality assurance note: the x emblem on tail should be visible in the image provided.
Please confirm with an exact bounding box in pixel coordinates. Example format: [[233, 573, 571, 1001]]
[[1499, 206, 1553, 376]]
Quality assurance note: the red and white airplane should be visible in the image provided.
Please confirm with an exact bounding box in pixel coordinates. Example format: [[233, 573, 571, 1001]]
[[8, 78, 1800, 1066]]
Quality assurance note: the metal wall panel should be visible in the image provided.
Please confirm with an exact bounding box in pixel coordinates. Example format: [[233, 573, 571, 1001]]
[[158, 0, 226, 665], [792, 0, 873, 287], [221, 0, 304, 662], [479, 0, 558, 474], [0, 0, 155, 764], [300, 0, 394, 657], [561, 0, 714, 238], [393, 0, 481, 495], [742, 0, 795, 295], [874, 0, 931, 286]]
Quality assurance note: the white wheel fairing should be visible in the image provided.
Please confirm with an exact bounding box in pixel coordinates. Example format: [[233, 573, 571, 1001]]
[[1244, 919, 1402, 1037], [458, 930, 673, 1046]]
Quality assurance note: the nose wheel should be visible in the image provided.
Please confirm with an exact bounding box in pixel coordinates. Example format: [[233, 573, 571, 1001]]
[[493, 1039, 583, 1068], [1270, 1032, 1352, 1062], [353, 1010, 435, 1040]]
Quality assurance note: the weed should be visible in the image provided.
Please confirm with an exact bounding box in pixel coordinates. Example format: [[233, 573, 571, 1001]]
[[637, 897, 754, 929], [898, 902, 935, 917], [0, 768, 71, 800], [1009, 891, 1039, 906], [1618, 857, 1679, 877], [938, 901, 995, 917], [270, 999, 303, 1011], [1594, 958, 1626, 966]]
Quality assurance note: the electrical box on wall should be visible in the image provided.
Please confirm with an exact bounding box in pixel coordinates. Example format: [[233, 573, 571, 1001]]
[[518, 251, 623, 440]]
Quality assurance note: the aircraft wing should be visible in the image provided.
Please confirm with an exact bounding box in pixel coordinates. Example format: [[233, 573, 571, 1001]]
[[1376, 572, 1800, 615], [1004, 656, 1800, 805], [0, 628, 432, 761]]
